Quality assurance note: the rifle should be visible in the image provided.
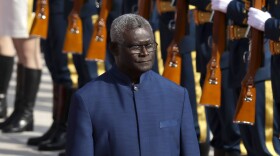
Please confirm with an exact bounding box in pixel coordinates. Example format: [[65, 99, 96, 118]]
[[199, 11, 226, 107], [30, 0, 49, 39], [138, 0, 152, 19], [162, 0, 188, 85], [233, 0, 265, 125], [63, 0, 84, 54], [86, 0, 112, 61]]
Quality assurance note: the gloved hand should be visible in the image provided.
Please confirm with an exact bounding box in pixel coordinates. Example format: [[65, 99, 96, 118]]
[[247, 7, 271, 31], [211, 0, 232, 13]]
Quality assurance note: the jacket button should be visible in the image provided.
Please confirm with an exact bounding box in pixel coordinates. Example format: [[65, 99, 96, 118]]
[[133, 86, 138, 91]]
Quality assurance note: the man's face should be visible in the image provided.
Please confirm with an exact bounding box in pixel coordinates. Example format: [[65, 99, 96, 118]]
[[115, 27, 156, 76]]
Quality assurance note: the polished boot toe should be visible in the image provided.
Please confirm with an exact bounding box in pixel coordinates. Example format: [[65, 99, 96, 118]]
[[0, 111, 19, 129], [1, 113, 33, 133], [38, 128, 66, 151], [27, 122, 57, 146]]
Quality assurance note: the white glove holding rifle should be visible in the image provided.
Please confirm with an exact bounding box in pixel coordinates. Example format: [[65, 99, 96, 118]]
[[247, 7, 271, 31], [211, 0, 232, 13]]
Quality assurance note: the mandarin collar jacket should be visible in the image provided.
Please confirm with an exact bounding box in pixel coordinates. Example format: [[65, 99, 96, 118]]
[[66, 66, 199, 156]]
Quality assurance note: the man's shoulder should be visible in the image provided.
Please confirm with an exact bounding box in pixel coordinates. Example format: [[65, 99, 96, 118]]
[[149, 71, 185, 92], [75, 71, 112, 96]]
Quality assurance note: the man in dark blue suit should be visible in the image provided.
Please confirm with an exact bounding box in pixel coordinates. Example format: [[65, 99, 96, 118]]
[[67, 14, 199, 156]]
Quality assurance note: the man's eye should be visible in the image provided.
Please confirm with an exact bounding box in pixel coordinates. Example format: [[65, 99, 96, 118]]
[[146, 43, 153, 48], [130, 46, 141, 50]]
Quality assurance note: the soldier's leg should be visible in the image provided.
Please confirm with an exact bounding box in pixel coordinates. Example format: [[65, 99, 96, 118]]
[[180, 10, 210, 156], [149, 3, 160, 73], [39, 12, 98, 151], [37, 11, 75, 151], [238, 42, 279, 155], [27, 12, 72, 146], [73, 15, 98, 87], [219, 55, 241, 155], [205, 55, 241, 156], [197, 22, 241, 155], [271, 55, 280, 151], [238, 81, 275, 156], [159, 12, 174, 63], [181, 51, 210, 156]]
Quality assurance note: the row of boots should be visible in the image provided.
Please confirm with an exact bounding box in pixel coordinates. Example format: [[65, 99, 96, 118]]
[[0, 55, 41, 133], [27, 83, 73, 151]]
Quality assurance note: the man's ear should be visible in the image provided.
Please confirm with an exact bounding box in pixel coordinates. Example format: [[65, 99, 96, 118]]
[[109, 42, 119, 56]]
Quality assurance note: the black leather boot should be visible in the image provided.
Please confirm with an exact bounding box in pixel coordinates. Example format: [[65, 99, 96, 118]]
[[2, 67, 41, 133], [38, 85, 73, 151], [0, 55, 14, 118], [27, 83, 59, 146], [199, 142, 210, 156], [0, 64, 24, 129]]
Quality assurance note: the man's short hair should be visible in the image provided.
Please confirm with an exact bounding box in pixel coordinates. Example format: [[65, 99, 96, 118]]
[[110, 14, 153, 44]]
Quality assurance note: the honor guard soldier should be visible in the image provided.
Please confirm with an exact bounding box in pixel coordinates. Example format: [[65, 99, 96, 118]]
[[26, 0, 99, 152], [192, 0, 241, 155], [155, 0, 210, 155], [247, 0, 280, 153], [212, 0, 279, 155]]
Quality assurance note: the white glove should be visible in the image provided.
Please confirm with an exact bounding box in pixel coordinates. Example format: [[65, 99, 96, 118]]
[[211, 0, 232, 13], [247, 7, 271, 31]]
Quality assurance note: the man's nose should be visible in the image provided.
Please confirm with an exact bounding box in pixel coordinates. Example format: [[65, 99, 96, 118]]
[[139, 45, 149, 56]]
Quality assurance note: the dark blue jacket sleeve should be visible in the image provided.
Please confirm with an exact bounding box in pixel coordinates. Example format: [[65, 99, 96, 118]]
[[180, 89, 200, 156], [265, 18, 280, 41], [66, 92, 94, 156], [227, 0, 247, 25]]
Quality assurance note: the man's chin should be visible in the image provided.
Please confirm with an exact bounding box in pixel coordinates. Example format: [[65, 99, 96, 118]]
[[137, 65, 153, 73]]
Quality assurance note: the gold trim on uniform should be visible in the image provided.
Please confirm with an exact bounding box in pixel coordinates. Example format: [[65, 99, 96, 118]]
[[191, 52, 208, 143], [240, 141, 247, 155], [67, 54, 78, 88], [97, 62, 105, 76], [264, 80, 278, 155], [189, 5, 196, 10], [92, 15, 99, 24], [155, 31, 164, 75]]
